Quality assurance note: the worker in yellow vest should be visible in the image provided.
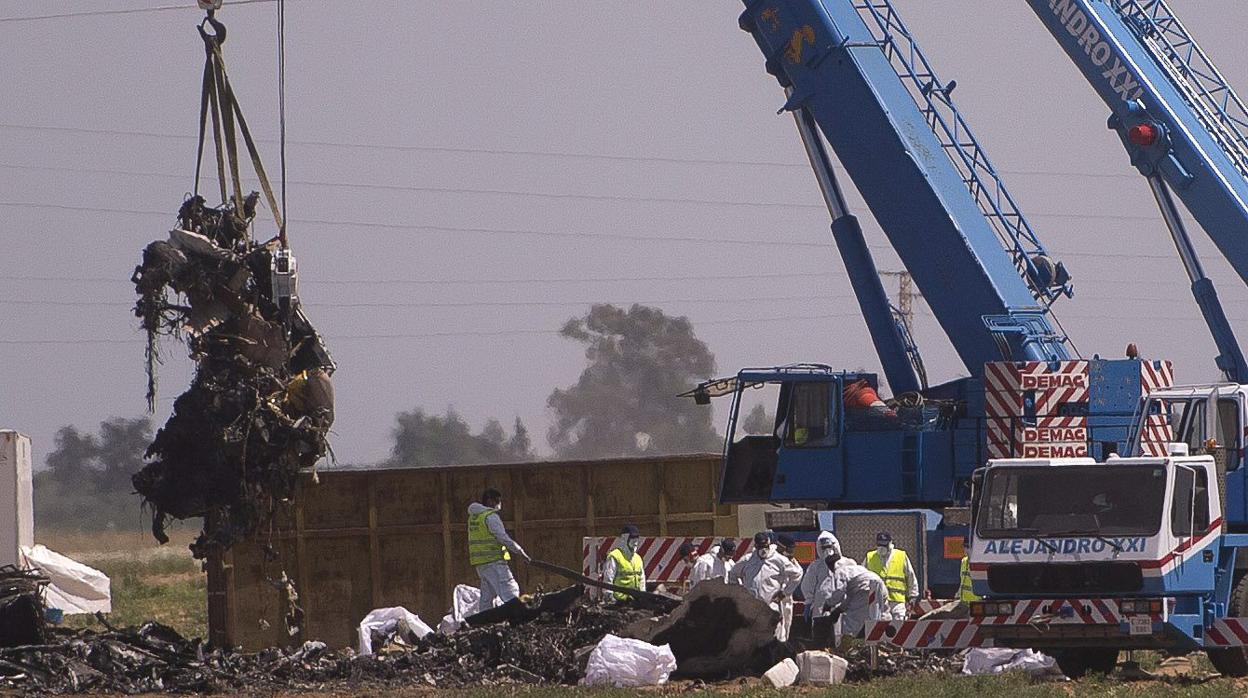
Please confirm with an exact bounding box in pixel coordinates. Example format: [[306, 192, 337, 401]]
[[863, 532, 918, 619], [467, 488, 530, 613], [959, 537, 981, 603], [601, 525, 646, 601]]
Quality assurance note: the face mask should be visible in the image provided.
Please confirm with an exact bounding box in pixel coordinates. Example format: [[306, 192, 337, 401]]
[[628, 538, 640, 552], [494, 502, 503, 513], [757, 546, 771, 559], [877, 545, 891, 557]]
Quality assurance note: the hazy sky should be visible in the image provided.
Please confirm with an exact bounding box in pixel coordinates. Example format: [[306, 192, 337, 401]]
[[4, 0, 1248, 468]]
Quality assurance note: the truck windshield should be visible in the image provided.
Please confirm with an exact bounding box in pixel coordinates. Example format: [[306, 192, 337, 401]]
[[977, 465, 1167, 538]]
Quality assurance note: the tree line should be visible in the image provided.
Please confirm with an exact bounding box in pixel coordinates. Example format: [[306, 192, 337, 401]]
[[36, 304, 730, 530]]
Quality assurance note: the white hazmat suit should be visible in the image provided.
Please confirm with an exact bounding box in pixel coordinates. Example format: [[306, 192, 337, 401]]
[[467, 502, 528, 613], [799, 531, 856, 612], [810, 560, 891, 637], [689, 545, 735, 587], [730, 544, 803, 641]]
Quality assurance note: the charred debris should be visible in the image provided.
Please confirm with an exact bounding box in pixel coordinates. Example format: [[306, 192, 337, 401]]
[[129, 12, 334, 558]]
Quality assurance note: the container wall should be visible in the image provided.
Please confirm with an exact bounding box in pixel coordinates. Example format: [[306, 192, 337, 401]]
[[209, 454, 733, 649]]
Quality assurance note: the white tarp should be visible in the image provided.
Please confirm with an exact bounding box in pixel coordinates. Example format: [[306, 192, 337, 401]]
[[356, 606, 433, 656], [437, 584, 482, 634], [581, 634, 677, 687], [19, 544, 111, 615], [962, 647, 1057, 675]]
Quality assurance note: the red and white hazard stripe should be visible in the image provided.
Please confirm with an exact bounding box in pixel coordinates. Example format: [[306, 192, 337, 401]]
[[1029, 361, 1089, 418], [909, 599, 947, 617], [582, 536, 752, 583], [864, 619, 985, 648], [975, 598, 1157, 626], [1206, 618, 1248, 647], [1140, 360, 1175, 396]]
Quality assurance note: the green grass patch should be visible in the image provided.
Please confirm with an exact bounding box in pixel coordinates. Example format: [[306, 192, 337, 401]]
[[55, 539, 207, 640]]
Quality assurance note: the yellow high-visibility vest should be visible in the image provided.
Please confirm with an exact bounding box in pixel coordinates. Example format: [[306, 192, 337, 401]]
[[467, 508, 510, 567], [865, 548, 910, 603], [959, 556, 981, 602], [608, 547, 644, 601]]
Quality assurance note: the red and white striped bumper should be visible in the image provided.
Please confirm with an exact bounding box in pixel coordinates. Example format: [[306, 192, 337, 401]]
[[865, 598, 1167, 649], [864, 619, 985, 649]]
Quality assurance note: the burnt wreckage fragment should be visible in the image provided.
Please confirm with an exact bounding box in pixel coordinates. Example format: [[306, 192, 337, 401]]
[[132, 195, 334, 557]]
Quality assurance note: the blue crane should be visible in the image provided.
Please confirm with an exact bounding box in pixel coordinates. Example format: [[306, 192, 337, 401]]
[[693, 0, 1175, 598], [743, 0, 1075, 373], [1024, 0, 1248, 382]]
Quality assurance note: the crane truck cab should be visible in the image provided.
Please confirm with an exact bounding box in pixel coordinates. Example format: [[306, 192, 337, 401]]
[[957, 454, 1248, 678]]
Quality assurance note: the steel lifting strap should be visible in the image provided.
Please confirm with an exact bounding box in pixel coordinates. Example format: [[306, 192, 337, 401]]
[[193, 14, 285, 236]]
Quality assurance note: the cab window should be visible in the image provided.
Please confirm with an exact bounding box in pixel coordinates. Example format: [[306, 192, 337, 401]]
[[784, 382, 836, 447], [1217, 399, 1241, 452], [1170, 466, 1211, 536], [1181, 400, 1208, 453]]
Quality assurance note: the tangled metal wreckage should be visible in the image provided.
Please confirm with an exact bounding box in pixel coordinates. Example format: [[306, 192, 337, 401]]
[[129, 13, 334, 558], [0, 580, 957, 693]]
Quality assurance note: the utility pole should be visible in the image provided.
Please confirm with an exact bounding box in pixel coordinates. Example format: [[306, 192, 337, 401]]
[[879, 271, 918, 327]]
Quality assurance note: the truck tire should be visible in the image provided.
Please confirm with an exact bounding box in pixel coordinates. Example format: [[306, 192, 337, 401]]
[[1055, 648, 1118, 678], [1208, 574, 1248, 677]]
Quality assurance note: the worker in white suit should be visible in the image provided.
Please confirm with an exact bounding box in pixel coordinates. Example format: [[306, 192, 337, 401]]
[[467, 488, 530, 613], [730, 532, 803, 641], [810, 553, 891, 641], [800, 530, 855, 614], [689, 539, 737, 587]]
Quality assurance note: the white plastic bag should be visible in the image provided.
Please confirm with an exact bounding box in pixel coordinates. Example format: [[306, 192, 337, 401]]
[[357, 607, 433, 656], [581, 634, 677, 687], [962, 647, 1056, 675], [438, 584, 482, 634], [19, 545, 111, 614]]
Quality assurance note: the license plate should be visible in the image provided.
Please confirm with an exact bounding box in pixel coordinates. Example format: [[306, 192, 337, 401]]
[[1129, 615, 1153, 636]]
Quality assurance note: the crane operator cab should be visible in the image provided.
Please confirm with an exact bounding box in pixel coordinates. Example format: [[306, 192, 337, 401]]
[[1132, 384, 1248, 525], [684, 364, 956, 507]]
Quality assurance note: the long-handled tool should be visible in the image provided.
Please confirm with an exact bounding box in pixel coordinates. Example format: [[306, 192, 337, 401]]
[[527, 559, 679, 608]]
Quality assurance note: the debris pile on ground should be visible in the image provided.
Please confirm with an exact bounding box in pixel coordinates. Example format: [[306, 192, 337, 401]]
[[842, 642, 965, 681], [131, 196, 335, 558], [0, 566, 48, 649], [0, 590, 655, 693]]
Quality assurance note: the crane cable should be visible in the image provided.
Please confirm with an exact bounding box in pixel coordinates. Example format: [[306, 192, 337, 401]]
[[277, 0, 287, 246]]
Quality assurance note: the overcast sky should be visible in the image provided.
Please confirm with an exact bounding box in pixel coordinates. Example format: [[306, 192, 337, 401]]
[[4, 0, 1248, 468]]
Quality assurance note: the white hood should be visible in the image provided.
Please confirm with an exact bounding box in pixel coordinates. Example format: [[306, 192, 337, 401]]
[[816, 531, 842, 558]]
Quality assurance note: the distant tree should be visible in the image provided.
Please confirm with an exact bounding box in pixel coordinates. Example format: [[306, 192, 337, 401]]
[[507, 417, 532, 459], [35, 417, 153, 531], [547, 304, 721, 458], [388, 408, 534, 467], [742, 404, 775, 435]]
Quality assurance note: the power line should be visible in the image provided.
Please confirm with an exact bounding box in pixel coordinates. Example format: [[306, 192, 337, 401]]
[[0, 201, 1190, 254], [0, 122, 1140, 180], [0, 293, 853, 309], [0, 270, 840, 286], [0, 311, 868, 345], [0, 160, 1164, 216], [0, 0, 277, 23]]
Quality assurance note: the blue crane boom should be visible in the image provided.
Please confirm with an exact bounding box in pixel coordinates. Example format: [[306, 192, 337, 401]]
[[1024, 0, 1248, 381], [741, 0, 1073, 370]]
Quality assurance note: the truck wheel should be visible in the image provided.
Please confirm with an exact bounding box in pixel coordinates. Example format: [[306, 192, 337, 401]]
[[1208, 575, 1248, 677], [1055, 648, 1118, 678]]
